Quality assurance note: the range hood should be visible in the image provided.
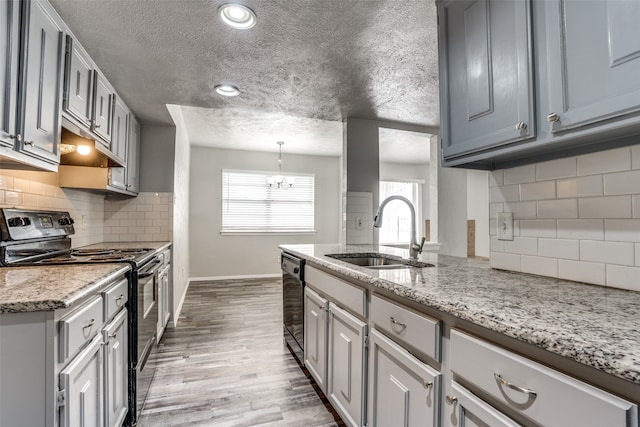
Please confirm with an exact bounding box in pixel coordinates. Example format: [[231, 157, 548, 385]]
[[57, 127, 132, 196]]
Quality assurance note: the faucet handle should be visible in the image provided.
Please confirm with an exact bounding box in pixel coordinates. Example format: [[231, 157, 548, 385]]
[[414, 237, 426, 254]]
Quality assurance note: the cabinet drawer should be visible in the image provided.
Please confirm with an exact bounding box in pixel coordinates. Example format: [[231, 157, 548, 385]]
[[370, 294, 440, 362], [59, 296, 104, 362], [103, 278, 128, 321], [305, 266, 366, 317], [450, 330, 638, 427]]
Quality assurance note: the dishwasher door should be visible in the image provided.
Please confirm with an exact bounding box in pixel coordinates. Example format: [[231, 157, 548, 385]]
[[282, 253, 304, 362]]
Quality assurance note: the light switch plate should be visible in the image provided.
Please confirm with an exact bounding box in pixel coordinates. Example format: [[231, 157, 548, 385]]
[[497, 212, 514, 241]]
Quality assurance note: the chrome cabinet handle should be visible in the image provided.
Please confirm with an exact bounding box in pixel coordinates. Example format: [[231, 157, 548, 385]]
[[422, 380, 433, 389], [445, 395, 458, 405], [115, 294, 124, 302], [515, 121, 527, 130], [8, 134, 18, 139], [108, 333, 117, 339], [82, 318, 96, 329], [390, 316, 407, 330], [494, 373, 537, 399], [546, 113, 560, 123], [94, 123, 101, 128]]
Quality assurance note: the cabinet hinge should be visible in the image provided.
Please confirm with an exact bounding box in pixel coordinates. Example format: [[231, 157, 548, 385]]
[[57, 389, 66, 408], [364, 334, 370, 349]]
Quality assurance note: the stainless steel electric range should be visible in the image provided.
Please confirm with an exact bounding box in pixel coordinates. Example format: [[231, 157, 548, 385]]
[[0, 208, 161, 426]]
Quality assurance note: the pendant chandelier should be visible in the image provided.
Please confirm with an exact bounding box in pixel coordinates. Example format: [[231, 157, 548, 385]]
[[267, 141, 294, 189]]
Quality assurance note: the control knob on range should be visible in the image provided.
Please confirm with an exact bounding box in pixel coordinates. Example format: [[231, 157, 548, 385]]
[[58, 218, 69, 226], [7, 217, 22, 227], [21, 217, 31, 226]]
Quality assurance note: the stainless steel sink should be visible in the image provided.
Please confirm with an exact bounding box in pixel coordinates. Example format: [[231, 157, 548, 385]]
[[326, 253, 433, 270]]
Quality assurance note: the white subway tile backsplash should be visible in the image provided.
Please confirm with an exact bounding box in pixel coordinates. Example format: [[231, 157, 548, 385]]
[[504, 237, 537, 255], [538, 238, 579, 260], [490, 185, 520, 203], [489, 203, 504, 217], [577, 147, 631, 176], [557, 219, 604, 240], [489, 170, 504, 187], [490, 236, 505, 252], [504, 201, 537, 219], [0, 175, 13, 190], [559, 260, 606, 285], [632, 146, 640, 170], [520, 181, 556, 201], [604, 170, 640, 195], [521, 256, 558, 277], [489, 219, 497, 236], [580, 240, 635, 266], [538, 199, 578, 218], [490, 252, 521, 271], [636, 243, 640, 266], [604, 219, 640, 242], [579, 196, 632, 218], [520, 220, 557, 238], [536, 157, 577, 181], [606, 265, 640, 292], [5, 191, 22, 206], [556, 175, 603, 198], [504, 165, 536, 185]]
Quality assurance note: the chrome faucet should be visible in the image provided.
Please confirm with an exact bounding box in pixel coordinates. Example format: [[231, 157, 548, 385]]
[[373, 195, 426, 260]]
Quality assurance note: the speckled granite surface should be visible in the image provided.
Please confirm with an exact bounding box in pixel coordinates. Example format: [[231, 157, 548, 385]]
[[0, 264, 130, 313], [280, 243, 640, 385]]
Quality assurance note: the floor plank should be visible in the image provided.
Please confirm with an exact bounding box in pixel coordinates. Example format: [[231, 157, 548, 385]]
[[138, 278, 344, 427]]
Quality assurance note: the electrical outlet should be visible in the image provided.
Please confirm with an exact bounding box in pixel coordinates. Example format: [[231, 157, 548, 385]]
[[81, 215, 88, 230], [356, 217, 363, 230], [497, 212, 514, 241]]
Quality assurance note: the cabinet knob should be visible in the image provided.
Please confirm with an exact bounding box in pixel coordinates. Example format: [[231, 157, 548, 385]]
[[546, 113, 560, 123], [515, 121, 527, 130], [8, 134, 18, 139], [94, 123, 101, 129], [23, 140, 34, 146], [445, 395, 458, 405], [422, 380, 433, 389]]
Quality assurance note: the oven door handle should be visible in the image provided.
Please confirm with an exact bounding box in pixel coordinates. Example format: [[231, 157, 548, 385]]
[[138, 258, 161, 278]]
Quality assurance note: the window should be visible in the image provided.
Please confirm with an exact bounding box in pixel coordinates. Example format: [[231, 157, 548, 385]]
[[378, 181, 420, 244], [222, 169, 315, 233]]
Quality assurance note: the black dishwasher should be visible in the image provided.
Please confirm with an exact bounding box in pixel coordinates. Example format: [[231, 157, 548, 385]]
[[282, 252, 305, 362]]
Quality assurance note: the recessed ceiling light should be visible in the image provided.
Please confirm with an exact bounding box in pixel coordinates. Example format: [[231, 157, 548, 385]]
[[218, 4, 256, 29], [214, 84, 240, 97]]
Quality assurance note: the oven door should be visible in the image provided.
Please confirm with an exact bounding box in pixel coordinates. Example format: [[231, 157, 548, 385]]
[[135, 257, 160, 419]]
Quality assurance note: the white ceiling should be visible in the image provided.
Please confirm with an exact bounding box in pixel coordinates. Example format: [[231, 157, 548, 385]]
[[49, 0, 440, 160]]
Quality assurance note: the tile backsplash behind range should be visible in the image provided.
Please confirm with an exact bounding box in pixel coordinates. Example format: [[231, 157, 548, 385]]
[[103, 192, 173, 242], [489, 144, 640, 292]]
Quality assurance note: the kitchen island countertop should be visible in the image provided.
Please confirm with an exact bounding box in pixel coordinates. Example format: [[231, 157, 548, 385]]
[[280, 243, 640, 385]]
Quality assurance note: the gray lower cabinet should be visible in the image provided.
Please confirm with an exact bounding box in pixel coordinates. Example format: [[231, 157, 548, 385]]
[[303, 286, 328, 392], [327, 302, 367, 427], [103, 309, 128, 427], [59, 334, 104, 427], [447, 382, 520, 427], [438, 0, 534, 160], [157, 262, 171, 342], [367, 329, 441, 427], [545, 0, 640, 133]]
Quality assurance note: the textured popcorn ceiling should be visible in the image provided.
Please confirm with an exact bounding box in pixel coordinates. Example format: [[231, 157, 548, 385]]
[[49, 0, 439, 157]]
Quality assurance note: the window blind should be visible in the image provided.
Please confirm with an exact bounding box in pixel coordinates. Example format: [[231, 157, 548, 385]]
[[222, 170, 315, 233]]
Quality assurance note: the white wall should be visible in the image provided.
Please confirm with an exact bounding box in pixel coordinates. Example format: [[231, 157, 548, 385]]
[[489, 144, 640, 292], [189, 146, 341, 278], [467, 170, 490, 257], [167, 105, 191, 326]]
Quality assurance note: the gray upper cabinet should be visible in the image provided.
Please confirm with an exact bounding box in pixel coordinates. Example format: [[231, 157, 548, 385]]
[[545, 0, 640, 133], [19, 0, 65, 165], [0, 0, 19, 150], [92, 71, 113, 146], [63, 36, 94, 127], [126, 115, 140, 193], [111, 96, 128, 166], [438, 0, 535, 160]]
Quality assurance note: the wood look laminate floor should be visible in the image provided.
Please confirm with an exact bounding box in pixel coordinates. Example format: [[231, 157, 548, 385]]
[[138, 278, 344, 427]]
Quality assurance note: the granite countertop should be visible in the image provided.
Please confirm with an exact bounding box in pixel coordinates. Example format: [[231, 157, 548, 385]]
[[0, 241, 171, 314], [280, 243, 640, 385], [0, 263, 131, 313]]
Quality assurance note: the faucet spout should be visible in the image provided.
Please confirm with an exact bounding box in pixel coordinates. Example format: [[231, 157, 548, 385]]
[[373, 195, 425, 259]]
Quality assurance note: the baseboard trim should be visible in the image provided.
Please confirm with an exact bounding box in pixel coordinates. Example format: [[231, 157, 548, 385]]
[[169, 278, 189, 329], [189, 273, 281, 282]]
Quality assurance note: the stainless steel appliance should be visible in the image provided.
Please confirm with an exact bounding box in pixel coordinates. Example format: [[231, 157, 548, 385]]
[[282, 252, 305, 362], [0, 208, 158, 426]]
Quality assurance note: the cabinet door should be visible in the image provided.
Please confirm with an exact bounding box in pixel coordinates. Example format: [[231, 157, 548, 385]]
[[439, 0, 534, 159], [368, 329, 441, 427], [63, 36, 94, 127], [0, 0, 19, 149], [327, 302, 367, 427], [111, 96, 128, 165], [19, 0, 65, 164], [59, 334, 105, 427], [447, 382, 520, 427], [156, 265, 170, 342], [92, 71, 112, 145], [103, 310, 128, 427], [546, 0, 640, 133], [126, 115, 140, 193], [303, 287, 328, 393]]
